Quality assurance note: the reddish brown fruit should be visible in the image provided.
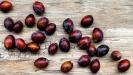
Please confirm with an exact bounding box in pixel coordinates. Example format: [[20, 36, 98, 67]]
[[0, 1, 13, 12], [118, 59, 130, 72], [34, 57, 49, 68], [31, 31, 46, 43], [92, 28, 103, 43], [48, 43, 58, 55], [25, 14, 36, 27], [86, 44, 97, 57], [78, 55, 91, 67], [61, 61, 73, 73], [33, 1, 45, 15], [4, 35, 15, 49], [90, 59, 100, 73], [111, 50, 121, 61], [81, 15, 93, 27], [37, 17, 49, 31], [16, 38, 27, 52], [13, 21, 23, 33], [27, 42, 40, 53], [78, 36, 91, 50], [45, 23, 56, 35]]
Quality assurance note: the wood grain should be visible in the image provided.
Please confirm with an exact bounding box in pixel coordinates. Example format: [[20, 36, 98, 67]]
[[0, 0, 133, 75]]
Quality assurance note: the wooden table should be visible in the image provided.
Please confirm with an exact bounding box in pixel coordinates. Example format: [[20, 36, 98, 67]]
[[0, 0, 133, 75]]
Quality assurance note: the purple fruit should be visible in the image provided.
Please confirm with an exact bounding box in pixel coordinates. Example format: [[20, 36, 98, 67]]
[[59, 38, 70, 52]]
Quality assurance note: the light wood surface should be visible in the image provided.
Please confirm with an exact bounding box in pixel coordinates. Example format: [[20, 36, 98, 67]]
[[0, 0, 133, 75]]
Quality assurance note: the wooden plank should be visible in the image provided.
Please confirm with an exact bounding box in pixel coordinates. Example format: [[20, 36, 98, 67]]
[[0, 0, 133, 75]]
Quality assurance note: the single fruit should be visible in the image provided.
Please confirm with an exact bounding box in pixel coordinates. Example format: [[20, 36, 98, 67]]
[[16, 38, 27, 52], [86, 44, 97, 57], [59, 37, 70, 52], [111, 50, 121, 61], [96, 44, 109, 57], [27, 42, 40, 53], [61, 61, 73, 73], [13, 21, 23, 33], [63, 18, 74, 33], [34, 57, 49, 68], [81, 15, 93, 27], [118, 59, 130, 72], [4, 17, 14, 31], [4, 35, 15, 49], [31, 31, 46, 43], [33, 1, 45, 15], [48, 43, 58, 55], [45, 23, 56, 35], [69, 30, 82, 43], [78, 55, 91, 67], [0, 1, 13, 12], [78, 36, 91, 50], [90, 59, 100, 73], [25, 14, 35, 27], [37, 17, 49, 31]]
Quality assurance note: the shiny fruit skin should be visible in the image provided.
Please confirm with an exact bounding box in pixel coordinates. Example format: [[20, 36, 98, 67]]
[[13, 21, 23, 33], [118, 59, 130, 72], [69, 30, 82, 43], [33, 1, 45, 15], [78, 55, 91, 67], [81, 15, 93, 27], [0, 1, 13, 13], [31, 31, 46, 43], [86, 44, 97, 57], [78, 36, 91, 50], [25, 14, 36, 27], [15, 38, 27, 52], [61, 61, 73, 73], [48, 43, 58, 55], [96, 44, 109, 57], [63, 18, 74, 33], [37, 17, 49, 31], [59, 38, 70, 52], [90, 59, 100, 73], [4, 35, 15, 49], [34, 57, 49, 68], [92, 28, 103, 43], [27, 42, 40, 53], [4, 17, 14, 31], [111, 50, 121, 61], [45, 23, 56, 35]]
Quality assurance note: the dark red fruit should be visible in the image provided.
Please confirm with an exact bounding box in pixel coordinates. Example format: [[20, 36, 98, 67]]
[[59, 38, 70, 52], [61, 61, 73, 73], [78, 55, 91, 67], [33, 1, 45, 15], [4, 17, 14, 31], [81, 15, 93, 27], [37, 17, 49, 31], [69, 30, 82, 43], [13, 21, 23, 33], [86, 44, 97, 57], [4, 35, 15, 49], [118, 59, 130, 72], [48, 43, 58, 55], [25, 14, 35, 27], [90, 59, 100, 73], [111, 50, 121, 61], [92, 28, 103, 43], [0, 1, 13, 13], [27, 42, 40, 53], [31, 31, 46, 43], [45, 23, 56, 35], [34, 57, 49, 68], [16, 38, 27, 52], [63, 18, 74, 33], [96, 44, 109, 57], [78, 36, 91, 50]]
